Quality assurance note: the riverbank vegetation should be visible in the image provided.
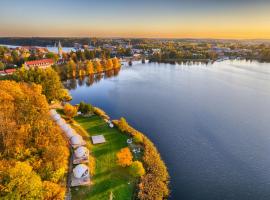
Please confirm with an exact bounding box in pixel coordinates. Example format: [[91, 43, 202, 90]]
[[0, 80, 70, 199], [114, 118, 170, 200]]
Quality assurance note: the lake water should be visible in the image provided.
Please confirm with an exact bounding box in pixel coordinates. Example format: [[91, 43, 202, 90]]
[[68, 60, 270, 200]]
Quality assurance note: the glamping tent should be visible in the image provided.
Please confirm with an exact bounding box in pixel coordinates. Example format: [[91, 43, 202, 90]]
[[60, 124, 71, 132], [71, 135, 83, 145], [66, 128, 77, 138], [75, 146, 89, 158], [73, 146, 89, 164], [73, 164, 89, 179], [49, 109, 57, 117], [57, 118, 66, 126], [53, 114, 61, 121]]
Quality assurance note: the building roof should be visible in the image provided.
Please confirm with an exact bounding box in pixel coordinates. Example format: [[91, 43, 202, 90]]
[[25, 59, 54, 66], [5, 69, 16, 74]]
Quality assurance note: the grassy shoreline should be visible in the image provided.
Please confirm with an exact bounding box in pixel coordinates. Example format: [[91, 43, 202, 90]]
[[71, 115, 137, 200]]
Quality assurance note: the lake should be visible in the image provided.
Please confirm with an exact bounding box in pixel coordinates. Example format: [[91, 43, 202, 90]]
[[68, 60, 270, 200]]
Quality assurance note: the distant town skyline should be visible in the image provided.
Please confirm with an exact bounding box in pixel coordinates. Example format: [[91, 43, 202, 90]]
[[1, 0, 270, 39]]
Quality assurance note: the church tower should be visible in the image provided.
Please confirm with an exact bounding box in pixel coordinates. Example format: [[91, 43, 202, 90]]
[[58, 41, 63, 59]]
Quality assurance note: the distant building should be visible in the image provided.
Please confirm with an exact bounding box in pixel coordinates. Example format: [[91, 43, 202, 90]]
[[25, 59, 54, 69], [0, 68, 16, 76], [58, 41, 63, 59]]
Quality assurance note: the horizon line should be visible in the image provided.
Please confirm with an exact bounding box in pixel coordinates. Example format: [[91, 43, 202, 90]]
[[1, 36, 270, 41]]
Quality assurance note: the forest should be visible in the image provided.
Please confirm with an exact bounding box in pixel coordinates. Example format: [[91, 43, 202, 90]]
[[0, 81, 70, 199]]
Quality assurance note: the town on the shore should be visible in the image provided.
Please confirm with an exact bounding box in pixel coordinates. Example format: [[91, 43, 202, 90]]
[[1, 38, 270, 76]]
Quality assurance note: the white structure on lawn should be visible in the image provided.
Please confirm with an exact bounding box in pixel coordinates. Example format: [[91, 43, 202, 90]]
[[91, 135, 106, 144]]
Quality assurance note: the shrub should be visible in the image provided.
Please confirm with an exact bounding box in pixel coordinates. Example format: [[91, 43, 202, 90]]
[[116, 147, 133, 167], [93, 107, 109, 119], [79, 101, 94, 115], [129, 161, 145, 177], [64, 103, 77, 119], [133, 132, 143, 143]]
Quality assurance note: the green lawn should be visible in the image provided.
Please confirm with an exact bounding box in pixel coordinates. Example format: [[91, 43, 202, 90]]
[[71, 115, 137, 200]]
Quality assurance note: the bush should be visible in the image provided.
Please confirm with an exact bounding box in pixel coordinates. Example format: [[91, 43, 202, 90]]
[[129, 161, 145, 177], [64, 103, 77, 119], [116, 147, 133, 167], [133, 132, 143, 143], [93, 107, 109, 119], [78, 101, 94, 115]]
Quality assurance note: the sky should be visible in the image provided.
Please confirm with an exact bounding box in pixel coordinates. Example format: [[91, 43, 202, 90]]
[[0, 0, 270, 39]]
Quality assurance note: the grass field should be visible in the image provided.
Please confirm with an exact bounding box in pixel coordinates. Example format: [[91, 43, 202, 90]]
[[71, 115, 137, 200]]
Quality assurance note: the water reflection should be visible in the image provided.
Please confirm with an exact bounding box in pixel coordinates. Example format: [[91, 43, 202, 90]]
[[63, 68, 121, 90]]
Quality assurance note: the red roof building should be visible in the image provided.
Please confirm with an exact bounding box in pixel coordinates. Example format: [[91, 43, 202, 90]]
[[25, 59, 54, 69], [5, 69, 17, 74]]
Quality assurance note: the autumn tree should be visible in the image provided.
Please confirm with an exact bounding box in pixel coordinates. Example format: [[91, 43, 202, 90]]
[[42, 181, 65, 200], [116, 147, 133, 167], [0, 61, 5, 70], [12, 67, 71, 102], [85, 60, 94, 75], [129, 161, 145, 177], [118, 117, 129, 132], [67, 59, 77, 78], [105, 58, 113, 70], [64, 103, 77, 119], [112, 57, 121, 69], [93, 60, 103, 73], [0, 161, 43, 199]]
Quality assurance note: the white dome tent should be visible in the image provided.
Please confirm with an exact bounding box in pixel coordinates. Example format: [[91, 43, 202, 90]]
[[75, 146, 89, 158], [49, 109, 57, 117], [60, 124, 71, 132], [53, 114, 61, 121], [66, 128, 77, 138], [71, 134, 83, 145], [73, 164, 89, 179], [70, 134, 86, 148], [57, 118, 66, 126]]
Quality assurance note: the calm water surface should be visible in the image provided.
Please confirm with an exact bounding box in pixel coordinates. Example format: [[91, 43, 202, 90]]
[[68, 60, 270, 200]]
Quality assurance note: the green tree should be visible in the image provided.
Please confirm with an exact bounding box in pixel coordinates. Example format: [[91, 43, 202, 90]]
[[0, 61, 5, 70], [129, 161, 145, 177]]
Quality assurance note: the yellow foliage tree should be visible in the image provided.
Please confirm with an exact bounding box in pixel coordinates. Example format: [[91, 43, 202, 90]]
[[86, 60, 94, 75], [112, 57, 121, 69], [0, 161, 43, 199], [93, 60, 103, 73], [42, 181, 65, 200], [64, 103, 77, 119], [116, 147, 133, 167], [129, 161, 145, 177]]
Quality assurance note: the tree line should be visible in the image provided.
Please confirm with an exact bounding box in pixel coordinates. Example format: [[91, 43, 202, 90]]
[[54, 57, 121, 80]]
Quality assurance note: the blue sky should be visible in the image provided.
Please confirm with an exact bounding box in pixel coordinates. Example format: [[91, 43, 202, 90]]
[[0, 0, 270, 38]]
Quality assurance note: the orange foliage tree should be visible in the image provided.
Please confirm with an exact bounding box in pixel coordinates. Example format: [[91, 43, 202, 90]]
[[64, 103, 77, 119], [116, 147, 133, 167]]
